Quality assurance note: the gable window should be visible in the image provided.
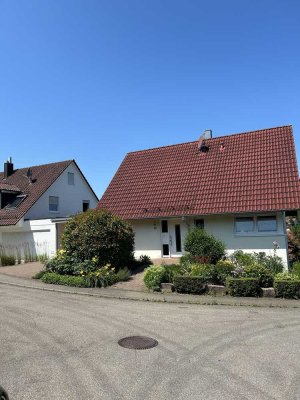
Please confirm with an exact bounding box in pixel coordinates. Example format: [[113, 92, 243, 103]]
[[257, 216, 277, 232], [235, 217, 254, 233], [49, 196, 59, 212], [83, 200, 90, 212], [194, 219, 204, 229], [68, 172, 75, 185]]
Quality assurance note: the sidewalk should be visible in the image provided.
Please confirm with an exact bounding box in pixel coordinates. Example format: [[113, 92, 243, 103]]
[[0, 272, 300, 308]]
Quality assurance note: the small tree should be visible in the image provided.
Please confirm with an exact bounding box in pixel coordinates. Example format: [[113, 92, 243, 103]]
[[61, 209, 134, 269], [184, 228, 226, 264]]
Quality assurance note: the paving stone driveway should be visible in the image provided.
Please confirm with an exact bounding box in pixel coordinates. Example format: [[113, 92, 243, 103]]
[[0, 262, 146, 291], [0, 262, 44, 279]]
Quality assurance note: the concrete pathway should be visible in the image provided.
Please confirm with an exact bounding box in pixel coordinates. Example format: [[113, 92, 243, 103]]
[[0, 261, 44, 279], [112, 269, 146, 291]]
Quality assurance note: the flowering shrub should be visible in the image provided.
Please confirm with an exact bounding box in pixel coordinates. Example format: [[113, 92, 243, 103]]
[[80, 264, 116, 287], [214, 260, 235, 285], [243, 264, 273, 288]]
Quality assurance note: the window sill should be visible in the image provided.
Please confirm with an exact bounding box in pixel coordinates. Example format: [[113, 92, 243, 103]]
[[234, 232, 284, 237]]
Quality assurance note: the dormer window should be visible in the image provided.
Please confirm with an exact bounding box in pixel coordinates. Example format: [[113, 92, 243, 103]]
[[5, 194, 27, 209], [68, 172, 75, 185]]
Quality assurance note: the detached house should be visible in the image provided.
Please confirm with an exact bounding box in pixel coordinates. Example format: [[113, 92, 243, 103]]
[[98, 125, 300, 266], [0, 159, 98, 258]]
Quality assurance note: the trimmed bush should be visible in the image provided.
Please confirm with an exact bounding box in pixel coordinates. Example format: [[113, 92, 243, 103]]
[[143, 266, 166, 291], [184, 228, 226, 264], [214, 260, 235, 285], [226, 277, 260, 297], [173, 276, 206, 295], [41, 272, 90, 287], [243, 264, 274, 288], [274, 280, 300, 299], [61, 209, 134, 270]]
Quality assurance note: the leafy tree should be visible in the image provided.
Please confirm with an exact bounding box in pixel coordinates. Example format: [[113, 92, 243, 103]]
[[61, 209, 134, 269]]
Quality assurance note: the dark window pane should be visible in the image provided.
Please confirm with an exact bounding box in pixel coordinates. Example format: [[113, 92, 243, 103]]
[[161, 220, 168, 233], [194, 219, 204, 229], [175, 224, 182, 252], [162, 244, 169, 256], [83, 201, 89, 212]]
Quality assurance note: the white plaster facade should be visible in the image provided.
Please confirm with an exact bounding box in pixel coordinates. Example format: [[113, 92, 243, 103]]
[[130, 211, 289, 266], [0, 162, 98, 259]]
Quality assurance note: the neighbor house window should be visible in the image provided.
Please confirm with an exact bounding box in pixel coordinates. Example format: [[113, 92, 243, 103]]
[[83, 200, 90, 212], [68, 172, 75, 185], [235, 217, 254, 233], [49, 196, 59, 212], [257, 216, 277, 232]]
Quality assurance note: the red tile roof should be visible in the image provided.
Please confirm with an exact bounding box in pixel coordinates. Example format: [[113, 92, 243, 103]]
[[0, 160, 73, 226], [98, 126, 300, 219]]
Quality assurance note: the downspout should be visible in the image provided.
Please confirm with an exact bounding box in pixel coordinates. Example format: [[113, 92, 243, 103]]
[[282, 211, 289, 270]]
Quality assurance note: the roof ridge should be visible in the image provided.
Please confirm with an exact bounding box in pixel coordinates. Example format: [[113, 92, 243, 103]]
[[0, 159, 73, 174], [127, 125, 292, 155]]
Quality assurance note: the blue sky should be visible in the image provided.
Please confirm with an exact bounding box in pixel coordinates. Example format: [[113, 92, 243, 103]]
[[0, 0, 299, 197]]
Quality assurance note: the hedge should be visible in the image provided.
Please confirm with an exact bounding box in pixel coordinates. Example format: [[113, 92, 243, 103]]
[[226, 277, 260, 297], [173, 276, 206, 295], [274, 280, 300, 299], [41, 272, 90, 287]]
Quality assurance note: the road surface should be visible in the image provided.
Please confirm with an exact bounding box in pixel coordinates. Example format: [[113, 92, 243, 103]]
[[1, 284, 300, 399]]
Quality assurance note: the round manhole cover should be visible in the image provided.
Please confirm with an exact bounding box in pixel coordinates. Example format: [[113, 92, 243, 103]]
[[118, 336, 158, 350]]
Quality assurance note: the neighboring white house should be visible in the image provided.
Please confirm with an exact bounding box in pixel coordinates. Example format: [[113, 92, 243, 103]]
[[0, 159, 98, 259], [98, 125, 300, 266]]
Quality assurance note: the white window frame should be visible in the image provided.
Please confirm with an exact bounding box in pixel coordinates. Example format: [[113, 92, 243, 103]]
[[234, 214, 279, 236], [68, 172, 75, 185], [49, 196, 59, 212]]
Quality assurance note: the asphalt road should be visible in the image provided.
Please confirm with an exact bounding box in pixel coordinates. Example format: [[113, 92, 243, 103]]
[[1, 285, 300, 400]]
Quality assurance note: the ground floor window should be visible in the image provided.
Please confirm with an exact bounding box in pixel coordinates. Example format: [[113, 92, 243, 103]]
[[235, 215, 277, 234]]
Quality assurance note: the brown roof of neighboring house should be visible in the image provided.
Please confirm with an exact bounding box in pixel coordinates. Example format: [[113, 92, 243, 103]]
[[0, 160, 73, 226], [0, 183, 21, 192], [98, 125, 300, 219]]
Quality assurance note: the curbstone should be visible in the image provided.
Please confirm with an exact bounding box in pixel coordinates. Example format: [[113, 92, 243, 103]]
[[261, 287, 275, 298], [207, 284, 226, 296]]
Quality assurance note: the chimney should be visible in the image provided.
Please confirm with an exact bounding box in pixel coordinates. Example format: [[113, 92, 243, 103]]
[[198, 129, 212, 152], [203, 129, 212, 139], [4, 157, 14, 179]]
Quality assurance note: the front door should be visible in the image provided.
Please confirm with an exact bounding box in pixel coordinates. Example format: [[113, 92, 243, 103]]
[[160, 220, 182, 257], [169, 221, 182, 256]]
